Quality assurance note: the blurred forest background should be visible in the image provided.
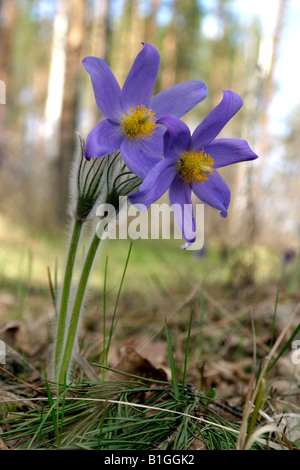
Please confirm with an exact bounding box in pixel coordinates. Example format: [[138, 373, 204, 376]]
[[0, 0, 299, 246], [1, 0, 300, 295], [1, 1, 300, 417]]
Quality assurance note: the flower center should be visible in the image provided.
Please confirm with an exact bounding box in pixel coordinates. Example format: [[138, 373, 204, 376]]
[[120, 105, 156, 140], [178, 150, 214, 185]]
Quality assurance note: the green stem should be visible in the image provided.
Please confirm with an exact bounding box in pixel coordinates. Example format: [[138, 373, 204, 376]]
[[55, 218, 83, 378], [58, 225, 104, 383], [102, 257, 108, 381]]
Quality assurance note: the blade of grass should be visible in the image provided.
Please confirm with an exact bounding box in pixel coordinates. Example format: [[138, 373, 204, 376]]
[[181, 311, 193, 397], [106, 242, 133, 356], [47, 266, 56, 311], [59, 372, 67, 443], [97, 399, 109, 450], [165, 320, 180, 400], [270, 288, 279, 349], [102, 256, 108, 381], [246, 378, 266, 444], [267, 322, 300, 374], [54, 258, 58, 315], [27, 383, 73, 449], [44, 372, 58, 439], [256, 359, 263, 385]]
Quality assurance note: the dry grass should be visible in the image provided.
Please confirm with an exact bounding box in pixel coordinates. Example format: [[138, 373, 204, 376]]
[[0, 216, 300, 449]]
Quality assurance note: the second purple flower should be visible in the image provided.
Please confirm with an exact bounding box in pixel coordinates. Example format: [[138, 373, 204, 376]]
[[129, 91, 259, 245]]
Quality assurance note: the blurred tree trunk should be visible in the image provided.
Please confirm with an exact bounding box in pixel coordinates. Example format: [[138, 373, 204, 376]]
[[89, 0, 111, 127], [127, 0, 145, 68], [252, 0, 289, 243], [113, 1, 131, 81], [160, 3, 177, 91], [90, 0, 110, 60], [44, 0, 69, 159], [227, 20, 262, 245], [56, 0, 87, 222], [113, 0, 145, 86], [160, 0, 202, 91], [0, 0, 16, 95], [207, 0, 237, 108], [176, 0, 201, 83], [228, 0, 289, 245], [0, 0, 16, 152], [258, 0, 289, 155], [145, 0, 160, 45]]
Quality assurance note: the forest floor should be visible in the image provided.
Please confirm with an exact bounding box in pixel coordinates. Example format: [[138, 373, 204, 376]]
[[0, 214, 299, 450]]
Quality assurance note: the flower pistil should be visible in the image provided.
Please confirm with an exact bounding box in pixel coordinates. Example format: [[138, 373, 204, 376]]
[[178, 149, 214, 185], [120, 104, 156, 140]]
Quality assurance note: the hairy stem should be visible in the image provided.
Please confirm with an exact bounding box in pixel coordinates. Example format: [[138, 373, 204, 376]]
[[58, 224, 105, 383], [55, 218, 83, 379]]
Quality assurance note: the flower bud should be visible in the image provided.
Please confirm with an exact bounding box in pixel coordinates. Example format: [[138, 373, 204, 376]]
[[69, 132, 142, 221]]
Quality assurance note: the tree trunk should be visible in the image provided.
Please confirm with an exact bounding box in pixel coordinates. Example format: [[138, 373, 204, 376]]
[[145, 0, 160, 46], [56, 0, 87, 222], [160, 4, 177, 91], [0, 0, 16, 153], [44, 0, 69, 159], [259, 0, 289, 139], [89, 0, 111, 128], [228, 1, 289, 245]]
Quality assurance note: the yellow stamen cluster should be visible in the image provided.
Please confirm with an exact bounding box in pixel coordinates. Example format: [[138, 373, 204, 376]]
[[120, 104, 156, 140], [178, 150, 214, 185]]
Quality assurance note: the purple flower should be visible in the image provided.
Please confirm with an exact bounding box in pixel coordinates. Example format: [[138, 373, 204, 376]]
[[83, 43, 208, 178], [129, 90, 258, 244]]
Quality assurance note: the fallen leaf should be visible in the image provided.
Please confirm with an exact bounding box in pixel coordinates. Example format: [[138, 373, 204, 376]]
[[111, 346, 167, 383], [0, 438, 9, 450]]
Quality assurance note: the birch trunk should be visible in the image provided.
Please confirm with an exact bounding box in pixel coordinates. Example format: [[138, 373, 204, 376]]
[[0, 0, 16, 147], [56, 0, 87, 222], [44, 0, 69, 159]]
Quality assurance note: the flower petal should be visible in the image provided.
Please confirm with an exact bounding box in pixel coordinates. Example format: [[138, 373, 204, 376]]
[[82, 57, 122, 122], [120, 127, 165, 178], [150, 81, 208, 118], [205, 138, 258, 168], [191, 90, 243, 150], [169, 175, 196, 244], [121, 43, 160, 110], [157, 116, 191, 161], [129, 158, 177, 208], [84, 119, 123, 161], [192, 171, 230, 217]]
